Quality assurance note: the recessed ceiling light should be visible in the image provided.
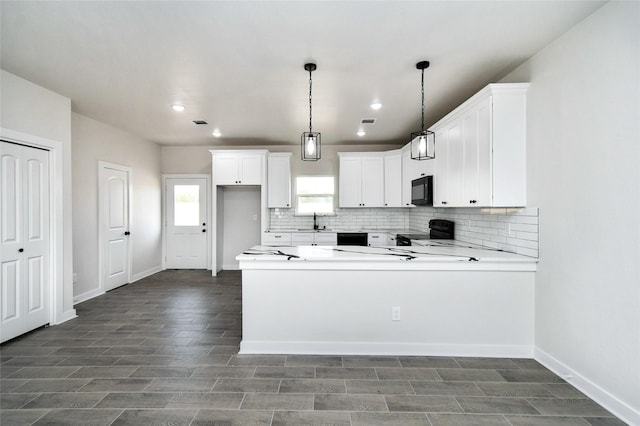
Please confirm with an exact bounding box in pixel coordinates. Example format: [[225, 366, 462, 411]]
[[357, 130, 366, 137], [212, 129, 222, 137], [370, 102, 382, 110], [171, 104, 185, 112]]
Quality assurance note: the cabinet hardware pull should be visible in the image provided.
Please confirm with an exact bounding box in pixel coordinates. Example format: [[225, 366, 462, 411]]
[[442, 201, 447, 205], [202, 229, 206, 232], [18, 248, 24, 253], [124, 231, 130, 236]]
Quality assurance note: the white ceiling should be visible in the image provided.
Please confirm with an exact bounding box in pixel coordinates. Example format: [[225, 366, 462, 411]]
[[1, 1, 604, 147]]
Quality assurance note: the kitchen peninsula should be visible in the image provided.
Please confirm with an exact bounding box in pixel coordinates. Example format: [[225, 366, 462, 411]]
[[236, 242, 537, 358]]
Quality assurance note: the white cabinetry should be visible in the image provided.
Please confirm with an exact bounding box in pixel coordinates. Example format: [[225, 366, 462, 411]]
[[267, 153, 292, 208], [262, 232, 292, 246], [291, 232, 337, 246], [368, 232, 389, 246], [383, 151, 402, 207], [401, 144, 434, 207], [213, 153, 263, 185], [338, 153, 384, 208], [433, 83, 528, 207]]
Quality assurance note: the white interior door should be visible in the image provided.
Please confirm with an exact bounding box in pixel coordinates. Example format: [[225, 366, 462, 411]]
[[1, 142, 50, 342], [165, 177, 208, 269], [99, 162, 131, 291]]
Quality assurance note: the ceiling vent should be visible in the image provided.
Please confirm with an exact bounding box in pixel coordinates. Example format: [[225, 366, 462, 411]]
[[361, 118, 376, 125], [192, 120, 208, 125]]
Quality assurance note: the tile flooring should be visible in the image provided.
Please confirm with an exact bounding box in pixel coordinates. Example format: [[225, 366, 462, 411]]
[[0, 270, 627, 425]]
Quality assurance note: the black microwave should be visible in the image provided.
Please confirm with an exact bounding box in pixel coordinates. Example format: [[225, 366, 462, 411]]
[[411, 175, 433, 206]]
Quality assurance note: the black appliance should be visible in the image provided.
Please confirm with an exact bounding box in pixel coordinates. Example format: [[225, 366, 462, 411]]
[[411, 175, 433, 206], [396, 219, 455, 246], [429, 219, 455, 239], [396, 233, 429, 246], [337, 232, 368, 246]]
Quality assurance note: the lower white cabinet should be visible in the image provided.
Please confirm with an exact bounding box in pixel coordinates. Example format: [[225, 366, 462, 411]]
[[368, 232, 389, 246], [292, 232, 337, 246], [262, 232, 292, 246]]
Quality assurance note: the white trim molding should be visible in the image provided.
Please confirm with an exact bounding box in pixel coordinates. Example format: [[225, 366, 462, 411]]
[[535, 347, 640, 426], [131, 265, 163, 283]]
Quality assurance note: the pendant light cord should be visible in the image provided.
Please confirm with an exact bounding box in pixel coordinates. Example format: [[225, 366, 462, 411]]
[[308, 69, 313, 133], [421, 68, 425, 132]]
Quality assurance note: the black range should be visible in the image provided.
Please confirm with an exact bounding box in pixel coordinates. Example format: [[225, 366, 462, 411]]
[[396, 219, 455, 246]]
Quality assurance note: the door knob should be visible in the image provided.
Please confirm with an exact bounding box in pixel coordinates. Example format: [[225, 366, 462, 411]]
[[18, 248, 24, 253]]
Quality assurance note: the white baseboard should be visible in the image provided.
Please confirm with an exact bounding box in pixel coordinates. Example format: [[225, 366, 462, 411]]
[[222, 264, 240, 271], [131, 265, 163, 283], [52, 309, 77, 325], [535, 347, 639, 426], [240, 340, 534, 358], [73, 288, 105, 305]]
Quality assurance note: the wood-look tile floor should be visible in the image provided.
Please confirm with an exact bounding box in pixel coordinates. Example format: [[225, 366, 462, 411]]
[[0, 270, 627, 425]]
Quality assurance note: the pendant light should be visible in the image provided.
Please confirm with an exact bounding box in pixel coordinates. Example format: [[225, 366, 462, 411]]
[[301, 62, 321, 161], [410, 60, 435, 160]]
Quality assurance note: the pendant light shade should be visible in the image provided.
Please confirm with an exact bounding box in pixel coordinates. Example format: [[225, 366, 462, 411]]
[[410, 61, 435, 160], [301, 63, 321, 161]]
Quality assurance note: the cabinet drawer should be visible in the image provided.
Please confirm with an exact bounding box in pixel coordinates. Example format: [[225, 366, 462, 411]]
[[262, 232, 291, 246]]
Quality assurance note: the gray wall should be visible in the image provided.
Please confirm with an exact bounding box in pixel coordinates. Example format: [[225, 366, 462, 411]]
[[72, 113, 162, 301], [500, 2, 639, 419]]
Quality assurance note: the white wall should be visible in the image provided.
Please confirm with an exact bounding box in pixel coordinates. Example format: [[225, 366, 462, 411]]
[[500, 2, 640, 422], [0, 70, 76, 323], [72, 113, 162, 301]]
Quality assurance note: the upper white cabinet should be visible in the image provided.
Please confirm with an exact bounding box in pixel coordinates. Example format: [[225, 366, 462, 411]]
[[267, 153, 292, 208], [383, 151, 402, 207], [338, 153, 384, 208], [433, 83, 528, 207], [213, 152, 264, 185]]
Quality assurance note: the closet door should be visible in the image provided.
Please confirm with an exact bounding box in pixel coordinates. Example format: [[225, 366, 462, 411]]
[[1, 142, 50, 342]]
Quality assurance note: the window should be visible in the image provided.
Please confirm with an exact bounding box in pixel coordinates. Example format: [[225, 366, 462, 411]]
[[173, 185, 200, 226], [296, 176, 334, 214]]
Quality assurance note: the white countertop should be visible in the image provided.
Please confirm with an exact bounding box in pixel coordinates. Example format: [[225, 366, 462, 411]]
[[236, 241, 537, 271]]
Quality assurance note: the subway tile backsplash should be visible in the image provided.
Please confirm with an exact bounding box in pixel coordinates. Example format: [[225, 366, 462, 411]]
[[269, 206, 539, 258]]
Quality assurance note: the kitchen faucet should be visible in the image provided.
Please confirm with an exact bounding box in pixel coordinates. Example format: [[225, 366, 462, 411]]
[[313, 212, 319, 230]]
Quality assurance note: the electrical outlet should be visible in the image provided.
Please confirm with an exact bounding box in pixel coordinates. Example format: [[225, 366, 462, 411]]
[[73, 273, 78, 283], [392, 306, 401, 321]]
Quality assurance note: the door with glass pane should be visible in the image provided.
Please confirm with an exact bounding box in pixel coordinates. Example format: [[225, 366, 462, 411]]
[[165, 177, 208, 269]]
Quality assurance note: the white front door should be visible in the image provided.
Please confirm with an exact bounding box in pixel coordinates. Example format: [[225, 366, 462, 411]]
[[1, 142, 50, 342], [165, 177, 208, 269], [99, 162, 131, 292]]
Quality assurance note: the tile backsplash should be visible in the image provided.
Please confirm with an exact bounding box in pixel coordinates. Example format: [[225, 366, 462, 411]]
[[409, 207, 539, 258], [269, 206, 539, 258], [269, 208, 409, 231]]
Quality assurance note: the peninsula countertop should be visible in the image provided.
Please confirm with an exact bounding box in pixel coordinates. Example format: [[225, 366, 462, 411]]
[[236, 241, 537, 272]]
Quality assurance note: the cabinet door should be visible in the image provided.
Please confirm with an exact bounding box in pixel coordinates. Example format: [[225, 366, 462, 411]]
[[361, 156, 384, 207], [268, 155, 291, 208], [462, 111, 480, 206], [291, 233, 314, 245], [368, 232, 388, 246], [476, 100, 492, 206], [239, 155, 262, 185], [314, 233, 337, 246], [339, 157, 362, 207], [384, 153, 402, 207], [434, 128, 449, 207], [401, 148, 414, 207], [213, 155, 240, 185], [445, 121, 464, 206]]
